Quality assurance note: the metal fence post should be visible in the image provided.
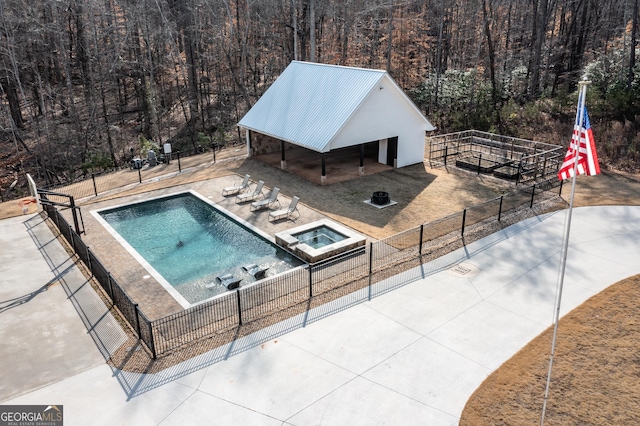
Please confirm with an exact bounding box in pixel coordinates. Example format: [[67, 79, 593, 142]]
[[418, 224, 424, 254], [177, 151, 181, 172], [148, 322, 157, 359], [369, 242, 373, 275], [70, 196, 81, 237], [461, 209, 467, 236], [91, 173, 98, 196], [134, 304, 142, 338], [308, 266, 313, 298], [86, 246, 93, 277], [107, 272, 115, 302], [498, 196, 504, 222], [530, 183, 536, 208], [477, 154, 482, 175], [236, 289, 242, 325], [137, 167, 142, 183], [559, 179, 563, 197], [444, 146, 448, 166]]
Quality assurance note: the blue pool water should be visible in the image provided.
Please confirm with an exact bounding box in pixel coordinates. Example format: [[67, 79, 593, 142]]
[[98, 192, 302, 304], [293, 225, 347, 249]]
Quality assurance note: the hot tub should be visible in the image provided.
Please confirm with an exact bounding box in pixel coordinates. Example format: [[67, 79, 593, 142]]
[[275, 219, 366, 263]]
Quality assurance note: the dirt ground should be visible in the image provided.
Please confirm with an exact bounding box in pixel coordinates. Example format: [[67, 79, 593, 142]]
[[461, 274, 640, 425], [2, 150, 640, 424], [3, 155, 639, 234]]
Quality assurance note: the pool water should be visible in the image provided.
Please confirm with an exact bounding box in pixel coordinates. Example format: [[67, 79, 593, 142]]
[[98, 192, 302, 304], [293, 225, 347, 249]]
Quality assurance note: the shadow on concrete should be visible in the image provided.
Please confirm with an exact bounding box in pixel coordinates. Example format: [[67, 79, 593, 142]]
[[0, 264, 74, 314], [23, 214, 129, 362]]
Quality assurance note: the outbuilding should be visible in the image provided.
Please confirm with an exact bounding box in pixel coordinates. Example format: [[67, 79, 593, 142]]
[[238, 61, 434, 184]]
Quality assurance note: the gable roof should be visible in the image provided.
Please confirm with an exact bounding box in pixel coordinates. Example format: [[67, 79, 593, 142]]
[[238, 61, 433, 153]]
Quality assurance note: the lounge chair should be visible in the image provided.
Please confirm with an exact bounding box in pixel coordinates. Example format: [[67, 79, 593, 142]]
[[214, 273, 242, 290], [250, 187, 280, 211], [222, 174, 251, 196], [242, 264, 269, 280], [236, 180, 264, 203], [268, 196, 300, 222]]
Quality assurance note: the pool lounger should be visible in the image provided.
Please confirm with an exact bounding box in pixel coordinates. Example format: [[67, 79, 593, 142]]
[[250, 187, 280, 211], [214, 273, 242, 290], [268, 196, 300, 222], [222, 174, 251, 196], [237, 180, 265, 203], [242, 264, 269, 280]]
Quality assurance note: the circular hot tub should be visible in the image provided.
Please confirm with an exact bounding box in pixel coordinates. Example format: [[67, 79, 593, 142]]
[[371, 191, 390, 205]]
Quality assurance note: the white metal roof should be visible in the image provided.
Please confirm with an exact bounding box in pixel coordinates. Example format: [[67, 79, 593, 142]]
[[238, 61, 433, 153]]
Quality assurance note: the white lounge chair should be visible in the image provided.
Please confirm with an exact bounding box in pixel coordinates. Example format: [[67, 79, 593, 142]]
[[269, 196, 300, 222], [222, 174, 250, 196], [236, 180, 264, 203], [250, 187, 280, 211], [242, 264, 269, 280]]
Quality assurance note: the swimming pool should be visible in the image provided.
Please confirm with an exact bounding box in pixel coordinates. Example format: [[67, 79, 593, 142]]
[[93, 191, 303, 306]]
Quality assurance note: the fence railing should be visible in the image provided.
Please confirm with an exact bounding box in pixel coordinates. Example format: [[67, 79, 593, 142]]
[[40, 176, 564, 358], [39, 146, 231, 201], [427, 130, 564, 184]]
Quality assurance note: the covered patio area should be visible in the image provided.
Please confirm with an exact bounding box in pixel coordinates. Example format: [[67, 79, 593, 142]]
[[252, 144, 393, 185]]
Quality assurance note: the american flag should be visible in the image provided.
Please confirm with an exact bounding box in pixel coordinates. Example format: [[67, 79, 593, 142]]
[[557, 105, 601, 180]]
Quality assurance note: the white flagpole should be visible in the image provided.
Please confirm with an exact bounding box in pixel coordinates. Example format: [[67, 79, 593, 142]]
[[540, 80, 590, 426]]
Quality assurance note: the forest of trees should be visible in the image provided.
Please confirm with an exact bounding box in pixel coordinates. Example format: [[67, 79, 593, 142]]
[[1, 0, 639, 193]]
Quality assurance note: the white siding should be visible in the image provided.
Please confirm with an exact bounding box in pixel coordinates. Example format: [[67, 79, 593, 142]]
[[329, 75, 430, 166]]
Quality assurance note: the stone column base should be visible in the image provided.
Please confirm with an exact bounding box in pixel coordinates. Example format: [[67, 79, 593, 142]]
[[281, 160, 287, 170], [320, 175, 327, 185], [359, 166, 364, 176]]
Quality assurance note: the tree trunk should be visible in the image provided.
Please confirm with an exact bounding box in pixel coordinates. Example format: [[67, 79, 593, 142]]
[[482, 0, 499, 108], [529, 0, 549, 100], [0, 78, 23, 128], [386, 0, 394, 73], [309, 0, 316, 62], [629, 0, 638, 90], [433, 0, 446, 111], [292, 0, 299, 60]]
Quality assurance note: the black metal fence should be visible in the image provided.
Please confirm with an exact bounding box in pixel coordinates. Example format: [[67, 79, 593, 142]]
[[42, 203, 154, 353], [428, 130, 564, 185], [39, 146, 229, 201], [40, 176, 563, 358]]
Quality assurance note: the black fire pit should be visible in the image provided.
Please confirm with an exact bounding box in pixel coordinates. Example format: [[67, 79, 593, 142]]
[[371, 191, 390, 206]]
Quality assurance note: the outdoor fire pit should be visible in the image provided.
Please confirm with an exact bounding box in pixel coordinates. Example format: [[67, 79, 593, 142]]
[[371, 191, 390, 205]]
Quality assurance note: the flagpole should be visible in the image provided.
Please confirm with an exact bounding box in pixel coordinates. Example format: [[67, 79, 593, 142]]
[[540, 80, 590, 426]]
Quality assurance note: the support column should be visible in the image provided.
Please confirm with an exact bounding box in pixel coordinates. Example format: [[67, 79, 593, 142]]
[[321, 153, 327, 185], [280, 140, 286, 170], [245, 129, 252, 157], [359, 144, 365, 176]]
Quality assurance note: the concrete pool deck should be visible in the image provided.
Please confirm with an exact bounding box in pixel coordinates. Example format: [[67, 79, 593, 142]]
[[1, 205, 640, 425], [60, 175, 332, 320]]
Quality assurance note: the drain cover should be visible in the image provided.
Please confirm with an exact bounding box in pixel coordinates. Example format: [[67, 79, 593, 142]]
[[448, 262, 479, 277]]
